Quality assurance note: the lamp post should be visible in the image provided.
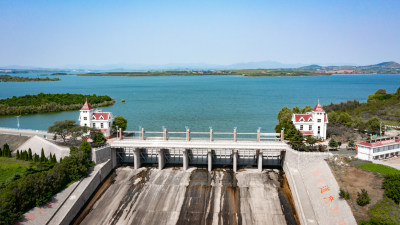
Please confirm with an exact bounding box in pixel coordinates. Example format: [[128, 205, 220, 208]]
[[116, 125, 119, 139], [380, 121, 384, 137], [139, 125, 142, 139], [16, 116, 20, 131]]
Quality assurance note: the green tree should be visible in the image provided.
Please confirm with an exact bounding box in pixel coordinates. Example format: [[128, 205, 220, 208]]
[[34, 153, 39, 162], [306, 136, 319, 151], [329, 138, 338, 150], [16, 150, 20, 159], [348, 140, 355, 150], [70, 146, 79, 155], [3, 143, 11, 157], [366, 117, 381, 134], [112, 116, 128, 132], [292, 106, 301, 114], [90, 129, 106, 147], [28, 148, 33, 161], [301, 105, 313, 113], [40, 148, 45, 162], [48, 120, 76, 143], [80, 141, 92, 158], [0, 147, 2, 157], [383, 175, 400, 204], [357, 189, 370, 206], [277, 106, 293, 123]]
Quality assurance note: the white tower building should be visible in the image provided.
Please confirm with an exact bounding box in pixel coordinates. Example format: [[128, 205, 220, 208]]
[[292, 101, 328, 140], [78, 101, 114, 138]]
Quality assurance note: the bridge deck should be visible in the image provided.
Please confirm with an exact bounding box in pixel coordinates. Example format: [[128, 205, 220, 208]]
[[111, 139, 289, 150]]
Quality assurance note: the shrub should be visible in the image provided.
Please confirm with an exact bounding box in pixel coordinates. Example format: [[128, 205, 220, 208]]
[[357, 189, 370, 206], [339, 188, 350, 200], [383, 175, 400, 204], [363, 197, 400, 225]]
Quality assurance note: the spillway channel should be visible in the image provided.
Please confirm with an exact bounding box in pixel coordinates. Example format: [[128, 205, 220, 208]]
[[73, 167, 298, 225]]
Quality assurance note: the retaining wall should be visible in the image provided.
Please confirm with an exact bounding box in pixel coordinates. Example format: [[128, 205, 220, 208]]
[[48, 159, 113, 225]]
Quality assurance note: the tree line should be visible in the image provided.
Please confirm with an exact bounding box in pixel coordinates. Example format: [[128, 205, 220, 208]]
[[0, 141, 93, 224], [0, 93, 114, 116]]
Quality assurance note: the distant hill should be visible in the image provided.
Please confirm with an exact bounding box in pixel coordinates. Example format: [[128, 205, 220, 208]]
[[296, 61, 400, 74]]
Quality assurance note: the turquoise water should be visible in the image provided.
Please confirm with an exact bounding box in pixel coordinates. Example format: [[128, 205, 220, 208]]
[[0, 74, 399, 132]]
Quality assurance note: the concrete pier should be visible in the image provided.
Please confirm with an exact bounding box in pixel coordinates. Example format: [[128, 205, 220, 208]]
[[258, 151, 263, 172], [183, 149, 189, 170], [158, 149, 165, 170], [207, 150, 212, 171], [133, 148, 141, 169], [233, 150, 238, 172]]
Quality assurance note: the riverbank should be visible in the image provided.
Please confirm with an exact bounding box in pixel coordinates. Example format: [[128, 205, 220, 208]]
[[0, 75, 60, 82], [77, 69, 328, 77]]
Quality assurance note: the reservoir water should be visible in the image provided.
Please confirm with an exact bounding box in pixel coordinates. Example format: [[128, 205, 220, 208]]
[[0, 74, 399, 132]]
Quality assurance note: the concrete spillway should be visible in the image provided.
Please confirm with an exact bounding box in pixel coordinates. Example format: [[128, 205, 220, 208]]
[[76, 167, 297, 225]]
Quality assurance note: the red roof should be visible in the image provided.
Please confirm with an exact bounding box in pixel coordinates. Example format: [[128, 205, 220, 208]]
[[358, 139, 400, 147], [325, 114, 327, 122], [81, 101, 93, 110], [300, 131, 313, 135], [294, 114, 313, 122], [313, 101, 325, 112], [92, 112, 110, 120]]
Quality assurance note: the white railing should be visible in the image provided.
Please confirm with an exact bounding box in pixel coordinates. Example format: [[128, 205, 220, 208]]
[[122, 128, 283, 142]]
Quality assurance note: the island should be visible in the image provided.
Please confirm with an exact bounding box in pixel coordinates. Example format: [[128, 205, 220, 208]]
[[77, 69, 328, 77], [0, 93, 115, 116], [0, 75, 60, 82], [51, 72, 68, 75]]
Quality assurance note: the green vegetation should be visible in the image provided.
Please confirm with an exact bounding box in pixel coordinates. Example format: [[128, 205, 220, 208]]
[[357, 189, 371, 206], [383, 175, 400, 204], [325, 87, 400, 140], [339, 188, 350, 200], [328, 138, 339, 150], [298, 61, 400, 74], [0, 157, 30, 188], [0, 141, 93, 224], [48, 120, 107, 146], [0, 75, 60, 82], [0, 93, 114, 116], [361, 197, 400, 225], [77, 69, 328, 77], [358, 163, 400, 176], [112, 116, 128, 132], [274, 105, 326, 151]]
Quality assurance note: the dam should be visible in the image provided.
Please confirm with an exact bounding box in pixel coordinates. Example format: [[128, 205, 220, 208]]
[[15, 127, 357, 225]]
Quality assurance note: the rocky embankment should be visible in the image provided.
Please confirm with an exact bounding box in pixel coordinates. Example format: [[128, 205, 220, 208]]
[[76, 167, 297, 225]]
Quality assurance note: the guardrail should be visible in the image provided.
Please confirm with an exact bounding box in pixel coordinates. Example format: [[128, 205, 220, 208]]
[[121, 128, 283, 142]]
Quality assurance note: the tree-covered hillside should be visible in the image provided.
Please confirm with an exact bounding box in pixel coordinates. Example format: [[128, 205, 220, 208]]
[[0, 93, 114, 116]]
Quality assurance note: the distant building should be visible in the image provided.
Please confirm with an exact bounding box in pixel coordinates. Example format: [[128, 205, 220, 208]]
[[291, 101, 328, 140], [357, 136, 400, 160], [78, 101, 113, 137]]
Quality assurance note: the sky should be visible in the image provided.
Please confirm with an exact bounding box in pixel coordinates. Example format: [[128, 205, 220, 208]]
[[0, 0, 399, 68]]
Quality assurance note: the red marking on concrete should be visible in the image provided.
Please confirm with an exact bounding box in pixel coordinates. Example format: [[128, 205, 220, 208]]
[[25, 213, 36, 221], [320, 185, 330, 194], [334, 218, 347, 225], [316, 176, 326, 183], [329, 206, 340, 216], [323, 195, 335, 204], [312, 168, 322, 176]]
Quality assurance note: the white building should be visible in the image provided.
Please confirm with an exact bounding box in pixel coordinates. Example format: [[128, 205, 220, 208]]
[[78, 101, 114, 138], [357, 136, 400, 161], [291, 101, 328, 140]]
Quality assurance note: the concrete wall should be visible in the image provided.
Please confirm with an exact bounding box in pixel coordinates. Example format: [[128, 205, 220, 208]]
[[283, 148, 357, 225], [92, 145, 111, 164], [48, 160, 113, 225]]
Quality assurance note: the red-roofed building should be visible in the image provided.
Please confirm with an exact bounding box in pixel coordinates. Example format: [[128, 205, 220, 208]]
[[291, 101, 329, 140], [79, 101, 114, 137], [357, 136, 400, 160]]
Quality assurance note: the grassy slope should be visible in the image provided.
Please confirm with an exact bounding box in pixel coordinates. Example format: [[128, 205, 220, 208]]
[[358, 163, 400, 176], [0, 157, 30, 183]]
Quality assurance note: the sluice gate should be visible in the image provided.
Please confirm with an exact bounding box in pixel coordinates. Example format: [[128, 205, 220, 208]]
[[111, 128, 287, 172]]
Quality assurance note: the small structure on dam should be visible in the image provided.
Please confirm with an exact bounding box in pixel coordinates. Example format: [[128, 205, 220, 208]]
[[110, 128, 287, 172]]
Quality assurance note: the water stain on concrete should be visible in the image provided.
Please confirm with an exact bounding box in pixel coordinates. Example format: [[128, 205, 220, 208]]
[[77, 167, 298, 225]]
